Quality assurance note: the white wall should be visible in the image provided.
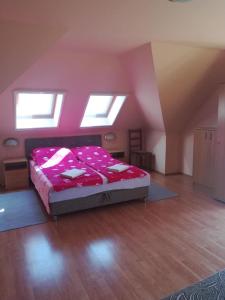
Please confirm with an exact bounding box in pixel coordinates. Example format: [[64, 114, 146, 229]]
[[182, 133, 194, 176], [145, 130, 166, 174]]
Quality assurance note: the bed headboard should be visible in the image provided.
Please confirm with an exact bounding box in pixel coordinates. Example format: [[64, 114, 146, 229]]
[[25, 135, 102, 159]]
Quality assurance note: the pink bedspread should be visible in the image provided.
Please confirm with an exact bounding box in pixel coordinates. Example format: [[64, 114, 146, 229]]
[[74, 146, 147, 183], [36, 148, 103, 192]]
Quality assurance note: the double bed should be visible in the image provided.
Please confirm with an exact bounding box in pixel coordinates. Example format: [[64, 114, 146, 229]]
[[25, 135, 150, 217]]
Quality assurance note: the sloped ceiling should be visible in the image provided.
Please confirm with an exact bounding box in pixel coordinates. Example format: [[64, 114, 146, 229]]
[[1, 0, 225, 53], [0, 21, 65, 94], [1, 1, 225, 134], [122, 44, 165, 131], [1, 0, 225, 177], [151, 42, 225, 132]]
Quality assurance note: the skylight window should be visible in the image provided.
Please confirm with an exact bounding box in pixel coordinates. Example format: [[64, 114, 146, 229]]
[[80, 94, 127, 127], [15, 91, 64, 129]]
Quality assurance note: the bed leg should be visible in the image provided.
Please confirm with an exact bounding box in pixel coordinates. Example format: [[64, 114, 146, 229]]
[[143, 197, 148, 208], [52, 215, 58, 222]]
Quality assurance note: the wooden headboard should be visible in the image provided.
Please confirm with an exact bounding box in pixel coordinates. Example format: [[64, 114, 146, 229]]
[[25, 135, 102, 159]]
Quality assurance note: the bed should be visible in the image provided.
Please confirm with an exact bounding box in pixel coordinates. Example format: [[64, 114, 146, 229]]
[[25, 135, 150, 217]]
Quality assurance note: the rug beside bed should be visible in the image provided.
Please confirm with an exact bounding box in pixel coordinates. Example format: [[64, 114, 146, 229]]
[[148, 182, 178, 202], [0, 190, 47, 232]]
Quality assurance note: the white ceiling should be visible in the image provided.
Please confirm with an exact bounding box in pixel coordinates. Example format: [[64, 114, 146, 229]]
[[1, 0, 225, 53]]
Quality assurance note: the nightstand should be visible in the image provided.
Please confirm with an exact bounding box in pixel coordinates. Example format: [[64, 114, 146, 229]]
[[109, 150, 125, 159], [3, 158, 29, 190], [130, 151, 153, 171]]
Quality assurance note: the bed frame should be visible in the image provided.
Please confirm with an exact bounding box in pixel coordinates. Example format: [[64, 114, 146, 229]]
[[25, 135, 149, 216]]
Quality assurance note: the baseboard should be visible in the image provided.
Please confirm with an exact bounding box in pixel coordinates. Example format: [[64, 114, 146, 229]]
[[165, 172, 182, 176], [152, 170, 167, 176], [152, 170, 188, 176], [181, 173, 193, 178]]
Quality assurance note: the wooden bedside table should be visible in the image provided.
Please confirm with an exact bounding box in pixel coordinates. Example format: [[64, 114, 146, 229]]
[[3, 158, 29, 190], [109, 150, 125, 159], [130, 151, 153, 171], [109, 150, 128, 162]]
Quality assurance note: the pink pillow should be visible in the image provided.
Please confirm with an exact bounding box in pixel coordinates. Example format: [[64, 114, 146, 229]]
[[72, 146, 111, 161], [32, 147, 67, 165]]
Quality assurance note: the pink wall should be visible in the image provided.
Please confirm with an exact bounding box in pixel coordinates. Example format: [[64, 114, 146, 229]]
[[0, 21, 64, 94], [121, 44, 166, 173], [145, 130, 166, 173], [0, 47, 146, 184], [166, 133, 182, 174]]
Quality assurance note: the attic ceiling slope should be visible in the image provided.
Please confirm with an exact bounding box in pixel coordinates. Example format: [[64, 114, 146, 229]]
[[121, 44, 165, 131], [0, 21, 65, 94], [1, 0, 225, 53], [151, 42, 225, 133]]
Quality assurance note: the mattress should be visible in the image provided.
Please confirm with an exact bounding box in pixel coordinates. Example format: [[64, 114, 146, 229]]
[[30, 160, 150, 212]]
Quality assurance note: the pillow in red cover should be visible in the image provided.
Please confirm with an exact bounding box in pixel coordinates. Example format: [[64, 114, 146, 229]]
[[32, 147, 65, 165], [72, 146, 111, 161]]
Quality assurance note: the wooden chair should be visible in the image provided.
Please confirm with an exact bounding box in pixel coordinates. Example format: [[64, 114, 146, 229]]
[[128, 129, 152, 170]]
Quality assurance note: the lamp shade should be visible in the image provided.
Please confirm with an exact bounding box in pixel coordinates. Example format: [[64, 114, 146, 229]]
[[104, 132, 116, 142], [3, 138, 19, 147]]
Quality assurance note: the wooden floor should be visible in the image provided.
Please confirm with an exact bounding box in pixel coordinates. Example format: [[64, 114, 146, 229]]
[[1, 173, 225, 300]]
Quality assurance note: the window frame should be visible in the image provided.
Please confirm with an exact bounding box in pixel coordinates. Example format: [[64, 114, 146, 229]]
[[14, 89, 65, 130], [80, 92, 127, 128]]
